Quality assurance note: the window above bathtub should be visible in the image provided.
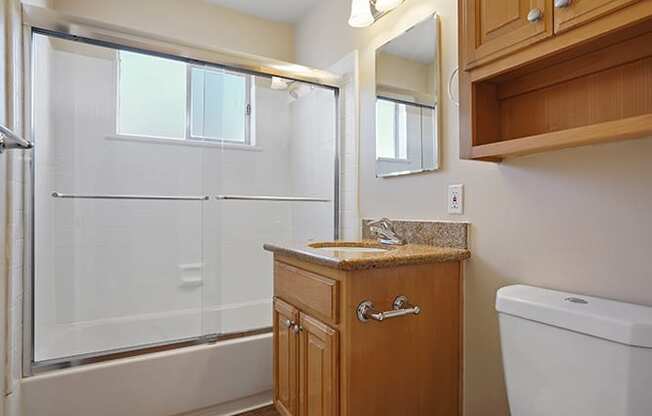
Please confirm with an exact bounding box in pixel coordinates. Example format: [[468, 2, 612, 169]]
[[117, 51, 253, 145]]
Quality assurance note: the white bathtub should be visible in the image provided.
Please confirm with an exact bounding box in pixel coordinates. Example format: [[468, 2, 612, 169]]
[[20, 333, 273, 416]]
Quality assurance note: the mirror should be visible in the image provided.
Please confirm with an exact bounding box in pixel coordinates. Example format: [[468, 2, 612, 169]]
[[375, 14, 440, 177]]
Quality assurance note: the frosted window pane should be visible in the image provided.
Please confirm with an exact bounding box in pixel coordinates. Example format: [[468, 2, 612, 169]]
[[376, 99, 396, 158], [191, 68, 247, 142], [117, 51, 186, 139], [397, 104, 408, 159]]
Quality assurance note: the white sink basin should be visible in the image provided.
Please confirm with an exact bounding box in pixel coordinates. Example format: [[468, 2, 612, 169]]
[[315, 246, 388, 253], [308, 242, 390, 253]]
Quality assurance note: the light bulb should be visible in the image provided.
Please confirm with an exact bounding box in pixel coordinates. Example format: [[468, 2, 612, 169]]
[[270, 77, 289, 90], [349, 0, 374, 28], [374, 0, 403, 12]]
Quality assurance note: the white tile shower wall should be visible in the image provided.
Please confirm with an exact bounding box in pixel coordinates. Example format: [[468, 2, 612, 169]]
[[4, 0, 27, 400], [288, 87, 336, 242], [330, 52, 360, 241], [0, 0, 7, 408], [32, 37, 337, 361]]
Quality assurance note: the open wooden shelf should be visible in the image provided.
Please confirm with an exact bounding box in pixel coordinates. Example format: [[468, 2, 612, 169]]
[[470, 114, 652, 160], [464, 19, 652, 161]]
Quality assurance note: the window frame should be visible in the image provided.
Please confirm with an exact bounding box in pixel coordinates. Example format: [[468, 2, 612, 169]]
[[115, 51, 254, 145]]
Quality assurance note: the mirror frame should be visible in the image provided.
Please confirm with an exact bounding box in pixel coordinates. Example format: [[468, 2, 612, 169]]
[[374, 13, 441, 178]]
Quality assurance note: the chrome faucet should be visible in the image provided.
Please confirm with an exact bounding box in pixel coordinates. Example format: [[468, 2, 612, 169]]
[[367, 218, 406, 246]]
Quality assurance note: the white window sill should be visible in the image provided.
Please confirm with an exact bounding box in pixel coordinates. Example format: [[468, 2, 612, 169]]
[[106, 134, 263, 152], [376, 157, 412, 164]]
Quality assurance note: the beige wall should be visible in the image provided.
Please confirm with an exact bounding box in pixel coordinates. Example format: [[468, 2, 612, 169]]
[[296, 1, 652, 415], [49, 0, 295, 62]]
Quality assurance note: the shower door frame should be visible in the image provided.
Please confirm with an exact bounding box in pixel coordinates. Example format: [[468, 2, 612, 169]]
[[21, 5, 342, 376]]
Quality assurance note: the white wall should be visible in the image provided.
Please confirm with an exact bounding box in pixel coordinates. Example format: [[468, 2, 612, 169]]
[[296, 1, 652, 415], [50, 0, 296, 62]]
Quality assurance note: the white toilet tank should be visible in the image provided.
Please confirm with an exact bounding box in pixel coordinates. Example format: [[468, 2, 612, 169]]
[[496, 285, 652, 416]]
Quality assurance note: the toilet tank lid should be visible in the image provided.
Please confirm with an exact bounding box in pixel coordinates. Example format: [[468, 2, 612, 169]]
[[496, 285, 652, 348]]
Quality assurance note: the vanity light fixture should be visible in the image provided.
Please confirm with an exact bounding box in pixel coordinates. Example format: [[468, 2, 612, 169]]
[[348, 0, 405, 28]]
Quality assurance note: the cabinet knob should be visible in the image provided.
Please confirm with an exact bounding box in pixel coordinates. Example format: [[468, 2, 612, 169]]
[[291, 324, 302, 334], [554, 0, 571, 8], [283, 319, 294, 329], [527, 8, 543, 23]]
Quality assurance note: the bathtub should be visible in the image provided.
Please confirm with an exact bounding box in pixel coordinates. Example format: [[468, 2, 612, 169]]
[[20, 333, 273, 416]]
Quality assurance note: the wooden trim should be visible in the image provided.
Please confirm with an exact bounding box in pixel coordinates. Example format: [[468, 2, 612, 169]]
[[458, 261, 465, 416], [458, 0, 474, 160], [470, 113, 652, 159]]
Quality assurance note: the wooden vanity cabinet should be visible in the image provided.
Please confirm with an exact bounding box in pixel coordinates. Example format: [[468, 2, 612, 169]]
[[460, 0, 652, 160], [274, 299, 299, 416], [272, 256, 463, 416]]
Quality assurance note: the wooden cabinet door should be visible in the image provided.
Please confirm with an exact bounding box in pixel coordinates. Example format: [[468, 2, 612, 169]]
[[274, 298, 299, 416], [554, 0, 641, 33], [463, 0, 553, 67], [298, 313, 338, 416]]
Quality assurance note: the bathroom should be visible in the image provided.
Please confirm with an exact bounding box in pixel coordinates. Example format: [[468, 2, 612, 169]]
[[1, 0, 652, 415]]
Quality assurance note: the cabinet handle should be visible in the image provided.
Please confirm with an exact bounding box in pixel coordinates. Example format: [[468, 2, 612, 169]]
[[283, 319, 294, 329], [357, 295, 421, 323], [527, 8, 543, 23], [554, 0, 571, 8], [291, 324, 303, 334]]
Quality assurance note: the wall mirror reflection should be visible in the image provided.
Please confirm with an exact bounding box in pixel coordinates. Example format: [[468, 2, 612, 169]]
[[375, 14, 440, 177]]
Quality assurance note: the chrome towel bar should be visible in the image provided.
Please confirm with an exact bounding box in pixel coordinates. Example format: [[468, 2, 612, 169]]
[[357, 296, 421, 323], [0, 124, 33, 153], [51, 193, 331, 202], [51, 192, 209, 201], [215, 195, 331, 202]]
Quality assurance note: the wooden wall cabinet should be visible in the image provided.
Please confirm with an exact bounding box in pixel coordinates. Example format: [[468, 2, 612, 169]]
[[460, 0, 652, 161], [464, 0, 552, 68], [272, 257, 463, 416]]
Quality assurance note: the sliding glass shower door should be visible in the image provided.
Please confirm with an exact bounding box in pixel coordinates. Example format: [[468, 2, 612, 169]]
[[31, 32, 337, 366]]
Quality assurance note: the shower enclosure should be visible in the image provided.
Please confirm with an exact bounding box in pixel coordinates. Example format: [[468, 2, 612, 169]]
[[25, 15, 340, 372]]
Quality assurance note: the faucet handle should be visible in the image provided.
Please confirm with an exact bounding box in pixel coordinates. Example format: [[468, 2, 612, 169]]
[[367, 218, 406, 246]]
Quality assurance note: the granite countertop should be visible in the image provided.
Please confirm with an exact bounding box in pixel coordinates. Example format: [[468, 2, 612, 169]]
[[263, 240, 471, 271]]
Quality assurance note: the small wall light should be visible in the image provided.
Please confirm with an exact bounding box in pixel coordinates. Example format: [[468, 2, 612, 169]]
[[348, 0, 405, 28]]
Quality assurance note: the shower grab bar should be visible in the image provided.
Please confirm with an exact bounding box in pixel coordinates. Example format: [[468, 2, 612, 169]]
[[215, 195, 331, 202], [51, 192, 209, 201], [0, 124, 33, 153]]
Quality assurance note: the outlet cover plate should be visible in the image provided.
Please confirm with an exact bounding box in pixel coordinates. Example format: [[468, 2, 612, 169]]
[[448, 184, 464, 215]]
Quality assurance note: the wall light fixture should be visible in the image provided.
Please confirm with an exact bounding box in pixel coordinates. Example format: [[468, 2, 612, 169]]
[[348, 0, 405, 28]]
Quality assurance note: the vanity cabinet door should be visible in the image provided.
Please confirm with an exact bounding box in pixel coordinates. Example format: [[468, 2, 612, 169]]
[[298, 313, 339, 416], [463, 0, 553, 67], [274, 298, 299, 416]]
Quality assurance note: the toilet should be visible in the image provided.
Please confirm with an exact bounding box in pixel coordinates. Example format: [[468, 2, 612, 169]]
[[496, 285, 652, 416]]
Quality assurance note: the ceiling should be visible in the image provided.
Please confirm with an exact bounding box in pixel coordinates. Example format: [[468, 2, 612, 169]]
[[205, 0, 320, 23], [380, 18, 436, 64]]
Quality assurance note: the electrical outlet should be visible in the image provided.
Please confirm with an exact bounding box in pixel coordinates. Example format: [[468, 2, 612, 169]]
[[448, 184, 464, 215]]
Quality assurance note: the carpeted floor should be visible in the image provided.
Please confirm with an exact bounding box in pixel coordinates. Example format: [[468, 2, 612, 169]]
[[236, 405, 279, 416]]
